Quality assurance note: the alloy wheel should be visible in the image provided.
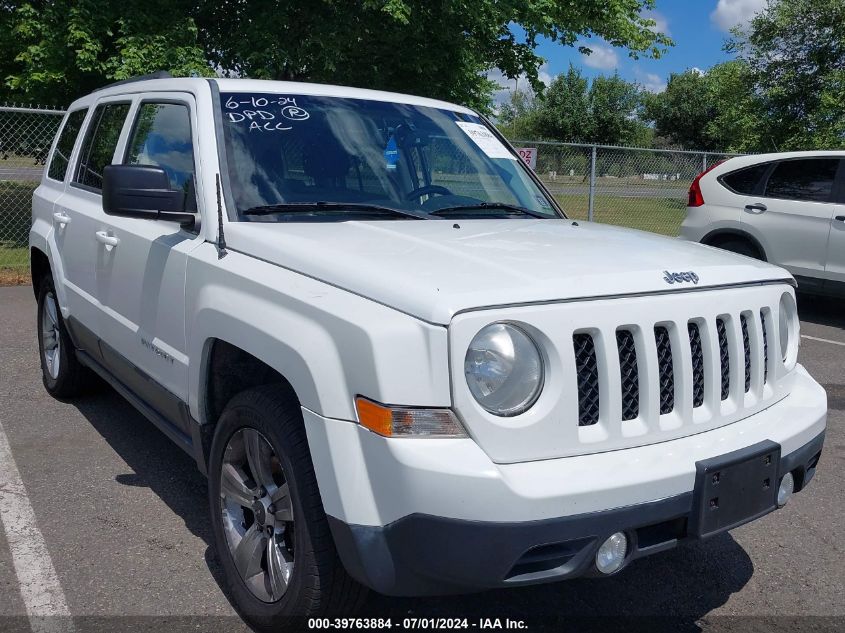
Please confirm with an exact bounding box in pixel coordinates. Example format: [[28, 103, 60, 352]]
[[219, 428, 295, 602], [40, 291, 61, 380]]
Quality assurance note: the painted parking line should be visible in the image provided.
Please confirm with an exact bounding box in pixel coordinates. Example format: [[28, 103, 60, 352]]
[[801, 334, 845, 347], [0, 418, 74, 633]]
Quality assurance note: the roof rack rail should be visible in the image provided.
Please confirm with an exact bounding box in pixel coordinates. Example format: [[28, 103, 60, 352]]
[[93, 71, 174, 92]]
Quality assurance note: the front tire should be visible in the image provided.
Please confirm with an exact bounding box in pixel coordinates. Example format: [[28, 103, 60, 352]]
[[713, 238, 763, 260], [36, 274, 96, 398], [208, 385, 367, 630]]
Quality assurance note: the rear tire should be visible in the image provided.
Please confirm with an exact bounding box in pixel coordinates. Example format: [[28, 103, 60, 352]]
[[712, 238, 763, 260], [208, 385, 367, 630], [36, 274, 97, 398]]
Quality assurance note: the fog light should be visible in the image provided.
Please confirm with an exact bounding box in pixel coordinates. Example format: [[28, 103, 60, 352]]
[[595, 532, 628, 575], [777, 472, 794, 507]]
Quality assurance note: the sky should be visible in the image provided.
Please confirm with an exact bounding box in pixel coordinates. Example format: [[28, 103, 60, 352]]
[[491, 0, 767, 103]]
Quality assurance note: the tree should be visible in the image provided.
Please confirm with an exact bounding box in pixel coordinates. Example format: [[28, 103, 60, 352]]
[[2, 0, 670, 109], [531, 66, 591, 141], [497, 66, 649, 145], [642, 70, 713, 149], [703, 61, 765, 152], [642, 63, 763, 152], [729, 0, 845, 149], [588, 73, 648, 145], [497, 89, 540, 139], [201, 1, 670, 112], [4, 1, 212, 105]]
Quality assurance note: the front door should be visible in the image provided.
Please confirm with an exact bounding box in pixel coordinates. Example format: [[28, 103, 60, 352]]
[[96, 95, 203, 432]]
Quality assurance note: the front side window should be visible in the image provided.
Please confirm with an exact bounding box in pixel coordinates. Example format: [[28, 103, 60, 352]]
[[47, 109, 88, 182], [764, 158, 839, 203], [218, 92, 559, 221], [126, 103, 195, 191], [73, 102, 131, 191]]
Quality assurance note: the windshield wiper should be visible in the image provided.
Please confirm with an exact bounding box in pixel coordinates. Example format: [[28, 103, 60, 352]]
[[429, 202, 548, 219], [241, 202, 431, 220]]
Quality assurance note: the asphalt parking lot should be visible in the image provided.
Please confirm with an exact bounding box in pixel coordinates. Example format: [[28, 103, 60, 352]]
[[0, 284, 842, 633]]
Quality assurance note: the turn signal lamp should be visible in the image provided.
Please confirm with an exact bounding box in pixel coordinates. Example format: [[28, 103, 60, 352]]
[[355, 397, 466, 438]]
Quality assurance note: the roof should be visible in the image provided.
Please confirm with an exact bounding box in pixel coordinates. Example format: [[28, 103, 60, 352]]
[[68, 77, 476, 115]]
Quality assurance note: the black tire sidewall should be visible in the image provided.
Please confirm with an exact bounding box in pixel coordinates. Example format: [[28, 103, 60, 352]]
[[36, 275, 77, 395], [720, 239, 760, 260], [207, 389, 328, 628]]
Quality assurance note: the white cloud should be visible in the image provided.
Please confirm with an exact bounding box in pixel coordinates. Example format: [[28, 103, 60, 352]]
[[487, 64, 553, 108], [634, 69, 667, 93], [710, 0, 766, 32], [641, 73, 667, 93], [580, 44, 619, 70], [642, 9, 670, 36], [690, 66, 705, 76]]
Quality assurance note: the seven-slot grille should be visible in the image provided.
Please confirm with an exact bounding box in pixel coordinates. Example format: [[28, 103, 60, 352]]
[[574, 312, 768, 426]]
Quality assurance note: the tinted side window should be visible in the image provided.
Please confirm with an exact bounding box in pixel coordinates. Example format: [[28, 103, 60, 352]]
[[764, 158, 839, 202], [125, 103, 195, 193], [47, 109, 88, 182], [73, 103, 131, 191], [720, 162, 770, 195]]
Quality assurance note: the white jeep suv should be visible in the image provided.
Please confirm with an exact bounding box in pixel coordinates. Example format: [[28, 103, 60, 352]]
[[680, 151, 845, 297], [30, 76, 826, 629]]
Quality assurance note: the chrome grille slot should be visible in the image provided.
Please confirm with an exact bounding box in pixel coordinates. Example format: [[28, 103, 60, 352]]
[[573, 333, 600, 426], [654, 326, 674, 415], [688, 322, 705, 408], [616, 330, 640, 421], [760, 310, 769, 384], [716, 318, 730, 401], [741, 314, 751, 393]]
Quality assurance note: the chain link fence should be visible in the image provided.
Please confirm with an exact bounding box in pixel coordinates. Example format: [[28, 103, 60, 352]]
[[511, 140, 743, 236], [0, 104, 744, 283], [0, 106, 65, 283]]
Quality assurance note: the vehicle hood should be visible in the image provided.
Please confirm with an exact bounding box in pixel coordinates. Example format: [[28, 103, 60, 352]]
[[224, 219, 792, 324]]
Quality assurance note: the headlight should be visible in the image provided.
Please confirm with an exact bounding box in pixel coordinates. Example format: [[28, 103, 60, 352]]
[[778, 292, 798, 367], [464, 322, 544, 416]]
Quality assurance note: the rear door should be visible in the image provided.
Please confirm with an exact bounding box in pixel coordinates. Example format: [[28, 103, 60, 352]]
[[54, 99, 132, 347], [741, 157, 840, 282], [95, 95, 203, 430], [37, 107, 88, 301]]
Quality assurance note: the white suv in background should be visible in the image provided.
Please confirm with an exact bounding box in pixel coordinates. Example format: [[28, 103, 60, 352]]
[[680, 151, 845, 297], [30, 76, 827, 629]]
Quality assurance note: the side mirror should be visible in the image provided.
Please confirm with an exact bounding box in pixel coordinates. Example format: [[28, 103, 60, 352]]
[[102, 165, 195, 227]]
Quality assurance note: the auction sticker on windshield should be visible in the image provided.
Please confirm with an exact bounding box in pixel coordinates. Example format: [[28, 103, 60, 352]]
[[455, 122, 515, 160]]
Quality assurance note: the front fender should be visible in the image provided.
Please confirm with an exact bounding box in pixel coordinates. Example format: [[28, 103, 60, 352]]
[[185, 244, 451, 422]]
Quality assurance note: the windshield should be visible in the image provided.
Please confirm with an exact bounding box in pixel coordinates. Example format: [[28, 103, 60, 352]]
[[218, 92, 561, 221]]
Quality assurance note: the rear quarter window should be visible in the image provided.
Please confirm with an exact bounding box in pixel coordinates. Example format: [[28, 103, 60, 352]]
[[719, 162, 770, 195], [47, 109, 88, 182]]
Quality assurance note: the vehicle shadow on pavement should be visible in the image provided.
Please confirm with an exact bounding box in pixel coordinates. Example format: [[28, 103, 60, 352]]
[[70, 391, 754, 632], [797, 293, 845, 329], [68, 392, 234, 605]]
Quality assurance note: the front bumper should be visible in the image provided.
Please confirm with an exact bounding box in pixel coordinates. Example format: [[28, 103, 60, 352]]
[[302, 365, 826, 595], [327, 431, 823, 595]]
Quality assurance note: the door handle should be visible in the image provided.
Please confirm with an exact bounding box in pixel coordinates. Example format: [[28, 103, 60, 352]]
[[52, 211, 71, 226], [95, 231, 120, 250], [744, 203, 767, 212], [835, 215, 845, 222]]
